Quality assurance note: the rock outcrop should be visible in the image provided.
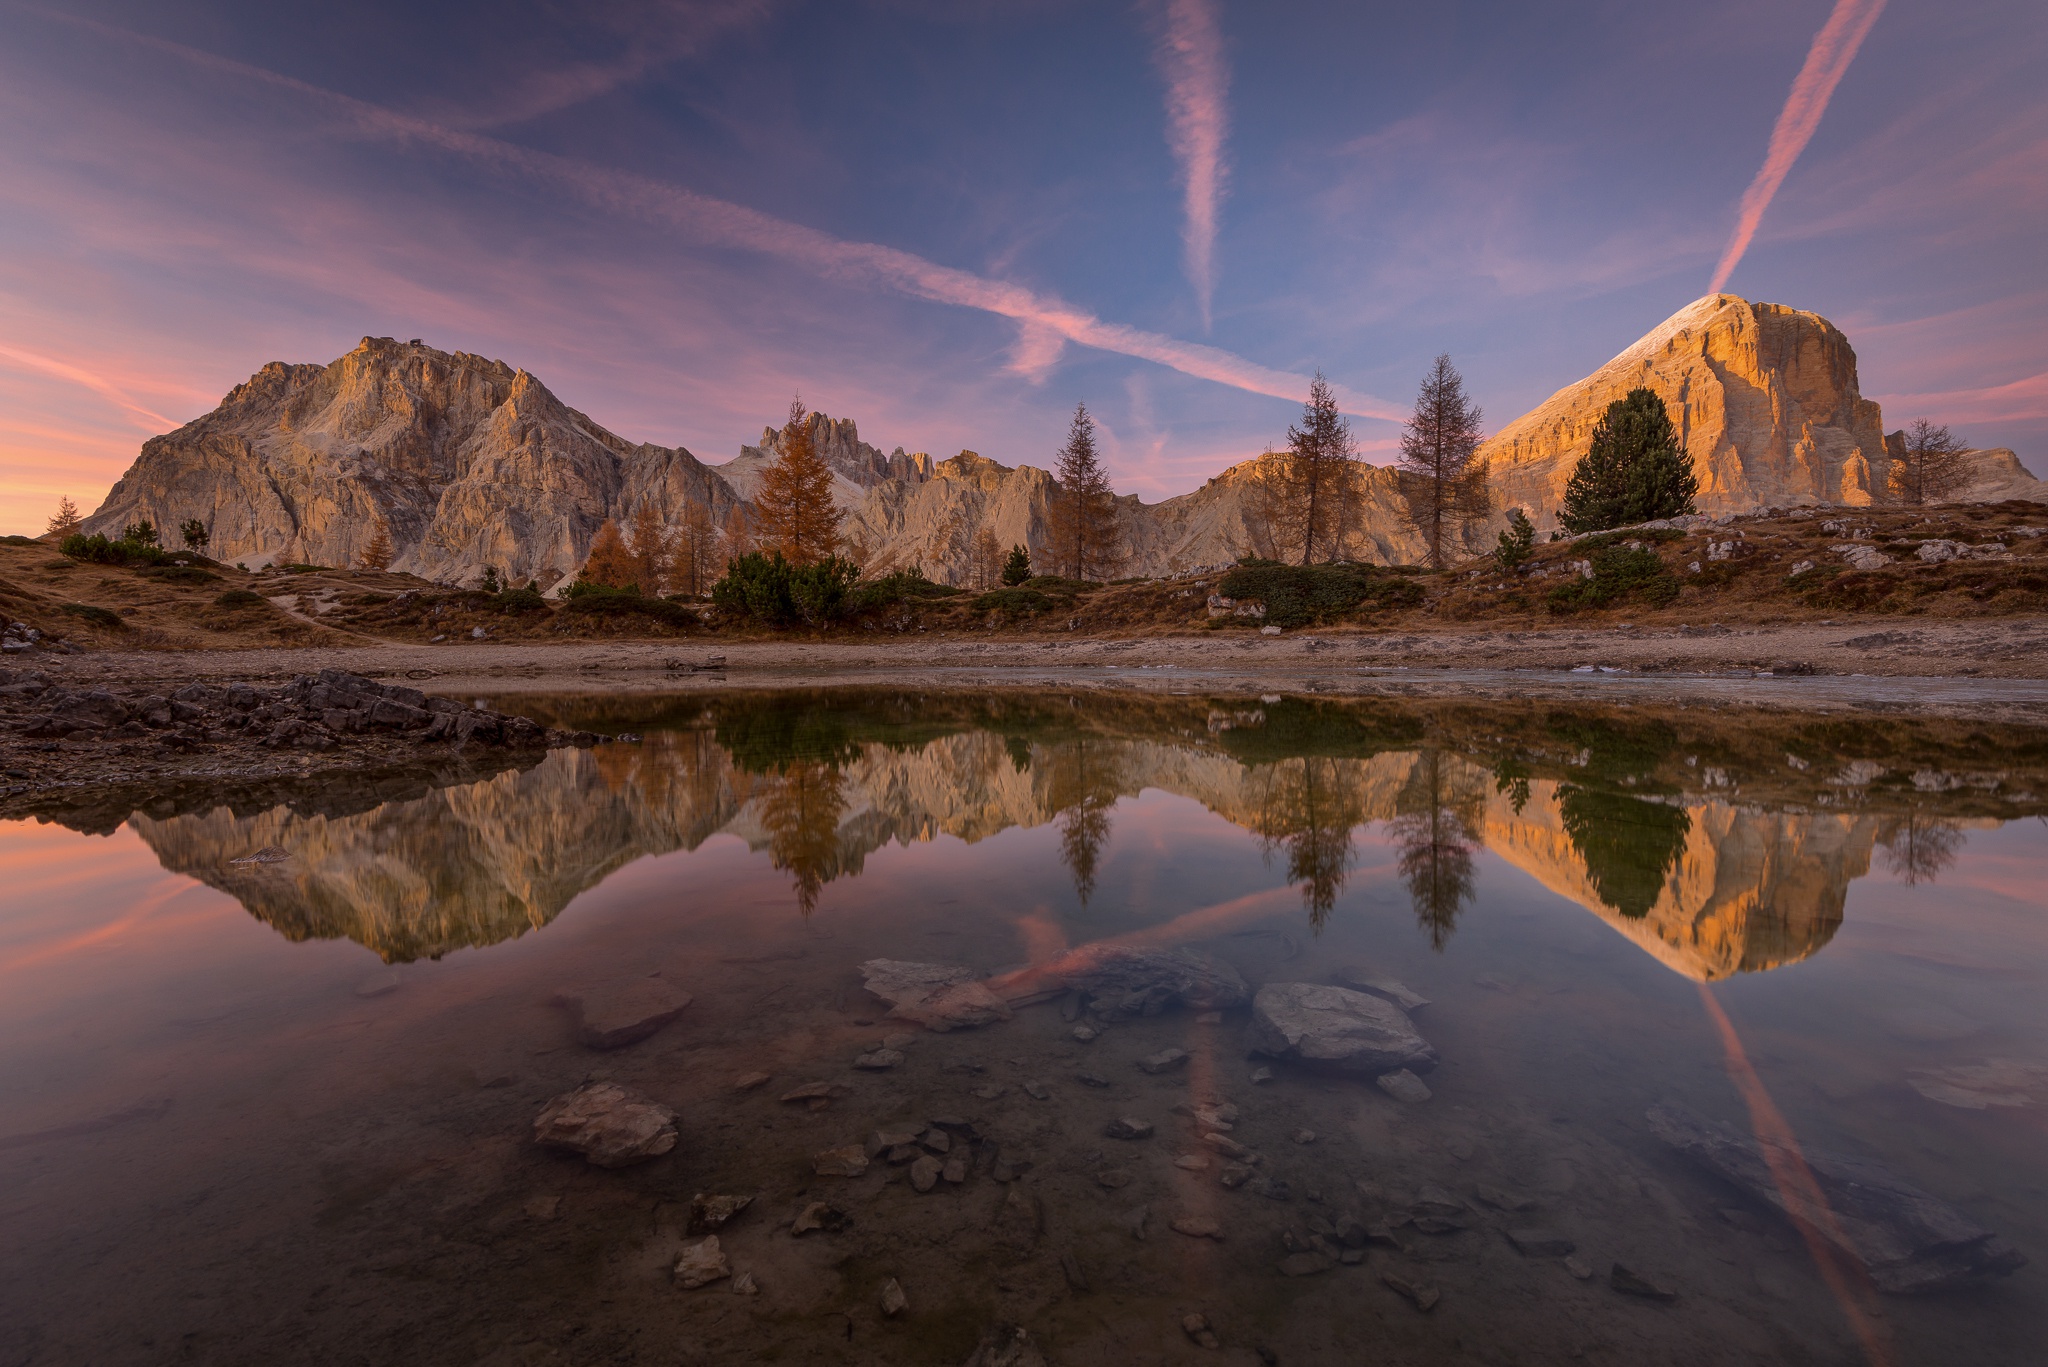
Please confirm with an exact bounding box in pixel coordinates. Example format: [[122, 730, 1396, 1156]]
[[83, 299, 2036, 588]]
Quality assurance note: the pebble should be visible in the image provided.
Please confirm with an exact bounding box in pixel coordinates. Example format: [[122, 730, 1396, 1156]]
[[687, 1193, 753, 1232], [779, 1081, 850, 1104], [1250, 1066, 1274, 1085], [971, 1084, 1006, 1100], [1377, 1070, 1432, 1103], [1610, 1263, 1677, 1301], [1174, 1153, 1210, 1171], [790, 1202, 851, 1235], [866, 1129, 922, 1159], [921, 1128, 952, 1154], [1104, 1117, 1154, 1140], [1381, 1272, 1440, 1312], [354, 970, 401, 998], [1139, 1047, 1190, 1075], [883, 1032, 917, 1049], [733, 1072, 771, 1092], [1506, 1228, 1576, 1257], [674, 1236, 730, 1289], [812, 1146, 870, 1178], [1291, 1129, 1316, 1144], [1171, 1214, 1224, 1240], [1218, 1164, 1254, 1189], [1022, 1080, 1049, 1100], [1094, 1168, 1134, 1190], [531, 1082, 678, 1168], [1278, 1251, 1334, 1276], [1564, 1256, 1593, 1280], [1203, 1132, 1254, 1161], [853, 1049, 904, 1070], [523, 1193, 561, 1220], [1072, 1024, 1099, 1042], [879, 1278, 907, 1317], [1182, 1313, 1221, 1349], [553, 978, 692, 1050], [942, 1155, 967, 1183], [1076, 1071, 1111, 1088], [731, 1271, 759, 1295], [910, 1155, 942, 1192]]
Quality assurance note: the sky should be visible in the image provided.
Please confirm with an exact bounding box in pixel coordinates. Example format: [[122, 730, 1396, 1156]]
[[1, 0, 2043, 533]]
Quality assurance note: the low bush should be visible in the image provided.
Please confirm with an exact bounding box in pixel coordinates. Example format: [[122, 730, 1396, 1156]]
[[60, 602, 125, 628], [1021, 575, 1098, 595], [280, 563, 331, 574], [711, 552, 862, 627], [495, 587, 550, 613], [59, 532, 169, 567], [213, 589, 268, 608], [0, 534, 37, 547], [852, 566, 963, 611], [140, 565, 220, 585], [973, 586, 1055, 616], [1545, 546, 1680, 612], [1808, 572, 1900, 613], [1216, 559, 1423, 629]]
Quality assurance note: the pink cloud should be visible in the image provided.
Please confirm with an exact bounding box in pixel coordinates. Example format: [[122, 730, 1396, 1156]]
[[46, 11, 1400, 423], [1869, 371, 2048, 428], [1708, 0, 1888, 294], [1146, 0, 1230, 330], [0, 341, 179, 431]]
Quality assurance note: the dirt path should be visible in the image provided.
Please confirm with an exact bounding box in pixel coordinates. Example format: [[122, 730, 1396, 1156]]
[[12, 615, 2047, 721]]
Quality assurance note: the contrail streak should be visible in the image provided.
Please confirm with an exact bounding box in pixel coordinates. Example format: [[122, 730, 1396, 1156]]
[[0, 342, 179, 430], [1149, 0, 1230, 330], [1708, 0, 1887, 294], [37, 11, 1401, 421]]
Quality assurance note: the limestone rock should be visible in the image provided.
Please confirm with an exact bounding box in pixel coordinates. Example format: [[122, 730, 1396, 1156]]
[[858, 959, 1011, 1031], [553, 977, 691, 1049], [532, 1082, 677, 1167], [674, 1236, 730, 1290], [1250, 983, 1438, 1077]]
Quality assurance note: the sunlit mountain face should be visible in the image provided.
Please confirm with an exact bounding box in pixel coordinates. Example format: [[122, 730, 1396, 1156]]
[[115, 690, 2045, 975]]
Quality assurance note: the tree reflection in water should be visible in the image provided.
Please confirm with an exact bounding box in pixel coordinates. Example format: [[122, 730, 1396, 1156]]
[[1557, 785, 1692, 919], [1249, 756, 1365, 930], [1389, 750, 1484, 949], [1879, 813, 1967, 886], [754, 761, 849, 915], [1042, 740, 1117, 907]]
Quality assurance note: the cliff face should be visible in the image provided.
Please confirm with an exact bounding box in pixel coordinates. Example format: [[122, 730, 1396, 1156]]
[[84, 337, 741, 589], [1481, 295, 1894, 526]]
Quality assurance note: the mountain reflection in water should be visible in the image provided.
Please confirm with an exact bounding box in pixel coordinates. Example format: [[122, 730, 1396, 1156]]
[[126, 691, 2044, 978]]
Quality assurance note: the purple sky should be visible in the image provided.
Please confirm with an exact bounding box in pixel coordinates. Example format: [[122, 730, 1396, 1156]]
[[1, 0, 2043, 533]]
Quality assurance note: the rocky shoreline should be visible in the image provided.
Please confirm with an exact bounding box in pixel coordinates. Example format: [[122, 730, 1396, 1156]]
[[0, 666, 598, 816]]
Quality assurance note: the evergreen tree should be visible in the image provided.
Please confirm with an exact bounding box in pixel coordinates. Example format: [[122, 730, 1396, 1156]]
[[1001, 544, 1033, 585], [1493, 508, 1534, 571], [179, 518, 210, 552], [1277, 373, 1359, 565], [479, 565, 501, 594], [1558, 388, 1697, 533], [1888, 418, 1970, 507], [577, 519, 636, 588], [121, 519, 159, 546], [754, 397, 843, 565], [1048, 402, 1121, 581], [1396, 355, 1490, 568], [45, 496, 81, 538]]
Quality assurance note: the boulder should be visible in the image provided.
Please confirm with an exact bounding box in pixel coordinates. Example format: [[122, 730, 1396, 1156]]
[[553, 977, 692, 1049], [1054, 945, 1250, 1020], [1646, 1104, 2026, 1292], [1333, 967, 1430, 1012], [859, 960, 1011, 1031], [532, 1082, 677, 1167], [1249, 983, 1438, 1077]]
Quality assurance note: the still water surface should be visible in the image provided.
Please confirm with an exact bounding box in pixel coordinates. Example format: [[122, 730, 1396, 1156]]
[[2, 689, 2044, 1366]]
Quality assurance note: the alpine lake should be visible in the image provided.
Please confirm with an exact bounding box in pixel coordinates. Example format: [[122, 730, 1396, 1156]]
[[3, 683, 2046, 1367]]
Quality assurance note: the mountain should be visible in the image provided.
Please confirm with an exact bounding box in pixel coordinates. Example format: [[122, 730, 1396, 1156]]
[[1477, 294, 2043, 526], [83, 298, 2039, 587]]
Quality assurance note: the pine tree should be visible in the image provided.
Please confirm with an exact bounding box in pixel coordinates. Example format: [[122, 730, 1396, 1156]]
[[1277, 373, 1359, 565], [1396, 355, 1490, 568], [179, 518, 210, 552], [1558, 388, 1697, 533], [355, 521, 395, 571], [626, 500, 673, 595], [578, 519, 636, 588], [1888, 418, 1970, 507], [45, 496, 81, 538], [1001, 544, 1033, 586], [1048, 402, 1121, 580], [1493, 508, 1534, 571], [121, 519, 159, 546], [480, 565, 501, 594], [754, 397, 842, 565]]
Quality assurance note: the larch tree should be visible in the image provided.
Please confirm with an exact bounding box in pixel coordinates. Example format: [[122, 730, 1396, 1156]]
[[46, 496, 82, 538], [754, 396, 843, 565], [675, 499, 720, 597], [356, 521, 395, 571], [625, 500, 673, 595], [1396, 355, 1490, 568], [578, 518, 636, 588], [1557, 387, 1696, 533], [1276, 373, 1360, 565], [1048, 402, 1122, 581], [970, 526, 1005, 589], [1888, 418, 1971, 507]]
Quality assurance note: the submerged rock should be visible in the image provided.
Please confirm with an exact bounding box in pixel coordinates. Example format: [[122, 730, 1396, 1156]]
[[1052, 945, 1251, 1021], [859, 960, 1011, 1031], [553, 977, 691, 1049], [1250, 983, 1438, 1077], [812, 1145, 870, 1178], [1609, 1263, 1676, 1302], [674, 1236, 730, 1289], [1138, 1047, 1190, 1075], [1647, 1103, 2027, 1293], [531, 1082, 677, 1168], [1333, 966, 1431, 1012], [1376, 1069, 1433, 1103]]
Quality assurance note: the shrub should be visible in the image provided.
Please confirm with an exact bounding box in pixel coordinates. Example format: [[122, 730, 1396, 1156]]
[[1022, 575, 1097, 594], [1216, 559, 1423, 629], [59, 532, 169, 567], [1545, 546, 1680, 612], [141, 565, 220, 585], [1494, 509, 1535, 571], [60, 602, 125, 628], [0, 534, 37, 547], [213, 589, 268, 608], [711, 552, 862, 627], [852, 566, 962, 611], [973, 587, 1054, 616], [281, 563, 330, 574], [563, 579, 641, 601], [495, 587, 550, 613], [120, 520, 159, 547]]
